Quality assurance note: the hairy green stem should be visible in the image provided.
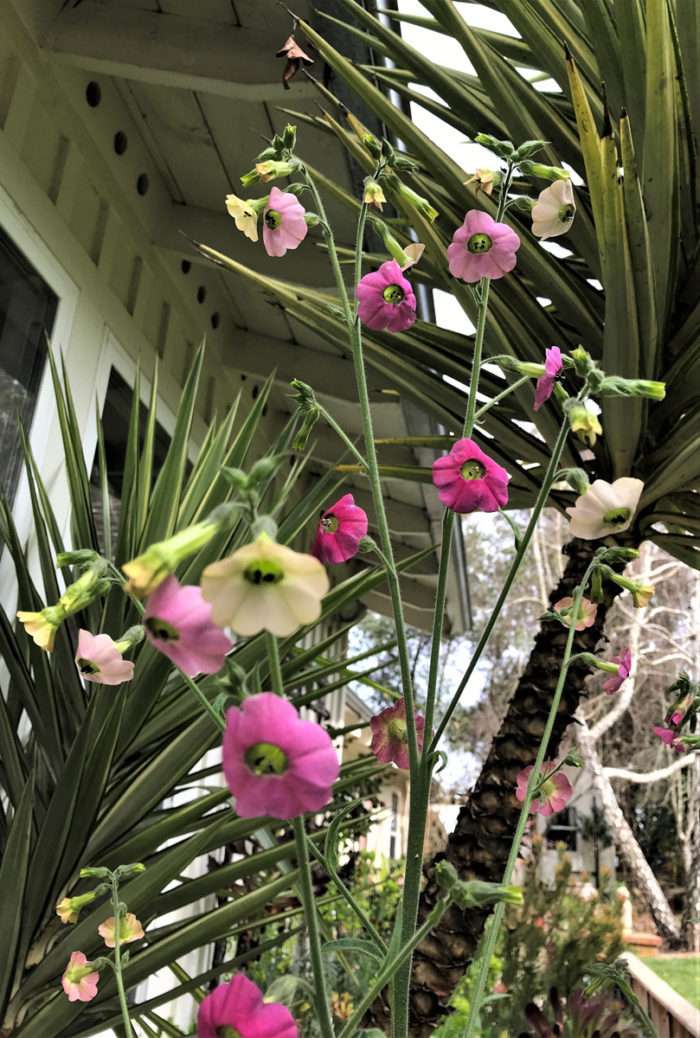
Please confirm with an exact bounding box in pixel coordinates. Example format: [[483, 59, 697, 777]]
[[265, 631, 284, 697], [292, 817, 336, 1038], [462, 574, 594, 1038], [306, 837, 387, 951], [473, 374, 530, 422], [336, 896, 452, 1038], [316, 404, 368, 468], [110, 880, 135, 1038]]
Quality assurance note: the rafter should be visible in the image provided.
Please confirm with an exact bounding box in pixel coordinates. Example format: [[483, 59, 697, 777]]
[[40, 4, 318, 101]]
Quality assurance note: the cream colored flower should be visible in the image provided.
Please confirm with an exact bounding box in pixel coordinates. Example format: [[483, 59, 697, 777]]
[[98, 913, 144, 948], [225, 193, 262, 242], [531, 180, 576, 239], [565, 477, 644, 540], [200, 534, 329, 637]]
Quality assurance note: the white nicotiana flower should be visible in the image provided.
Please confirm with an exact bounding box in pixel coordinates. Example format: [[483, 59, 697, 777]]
[[531, 180, 576, 239], [225, 193, 261, 242], [200, 533, 329, 637], [565, 477, 644, 540]]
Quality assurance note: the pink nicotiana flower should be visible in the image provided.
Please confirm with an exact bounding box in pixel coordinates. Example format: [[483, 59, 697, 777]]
[[447, 210, 520, 282], [61, 951, 99, 1003], [310, 493, 368, 564], [369, 698, 426, 770], [356, 260, 417, 332], [222, 693, 339, 819], [198, 974, 298, 1038], [565, 477, 644, 540], [262, 186, 308, 258], [553, 596, 597, 631], [516, 762, 573, 817], [143, 575, 232, 677], [98, 913, 145, 948], [531, 180, 576, 239], [603, 649, 632, 695], [432, 438, 509, 514], [653, 726, 686, 753], [533, 346, 563, 411], [75, 629, 134, 685]]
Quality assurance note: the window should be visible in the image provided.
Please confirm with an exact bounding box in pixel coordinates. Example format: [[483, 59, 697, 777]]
[[389, 792, 399, 859], [547, 806, 578, 851], [0, 226, 58, 504]]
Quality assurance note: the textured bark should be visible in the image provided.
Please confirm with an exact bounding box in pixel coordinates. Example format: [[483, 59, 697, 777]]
[[399, 538, 627, 1037], [576, 716, 682, 946], [680, 754, 700, 952]]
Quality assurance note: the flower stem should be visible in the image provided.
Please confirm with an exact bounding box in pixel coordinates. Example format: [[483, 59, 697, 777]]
[[462, 575, 594, 1038], [266, 631, 284, 697], [292, 816, 335, 1038], [472, 375, 530, 422], [110, 879, 135, 1038]]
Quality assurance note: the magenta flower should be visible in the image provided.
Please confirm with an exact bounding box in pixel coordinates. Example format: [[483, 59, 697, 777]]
[[144, 575, 232, 677], [447, 210, 520, 282], [310, 493, 368, 564], [222, 693, 339, 819], [61, 951, 99, 1003], [533, 346, 563, 411], [653, 726, 686, 753], [516, 762, 573, 817], [432, 438, 509, 514], [356, 260, 416, 332], [75, 630, 134, 685], [369, 697, 425, 770], [198, 974, 298, 1038], [262, 186, 308, 258], [603, 649, 632, 695]]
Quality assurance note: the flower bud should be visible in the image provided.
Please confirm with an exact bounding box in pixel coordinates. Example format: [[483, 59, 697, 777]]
[[597, 376, 666, 401], [474, 133, 515, 158], [364, 178, 386, 211], [512, 139, 548, 161], [122, 520, 221, 598], [240, 159, 299, 188], [566, 403, 603, 447], [518, 161, 570, 181]]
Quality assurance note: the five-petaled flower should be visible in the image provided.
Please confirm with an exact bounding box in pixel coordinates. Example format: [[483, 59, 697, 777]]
[[201, 534, 329, 638], [143, 575, 232, 677], [222, 693, 339, 819], [553, 596, 597, 631], [198, 973, 298, 1038], [62, 952, 99, 1003], [98, 913, 145, 948], [225, 193, 266, 243], [516, 762, 573, 816], [531, 180, 577, 239], [369, 697, 426, 770], [356, 260, 417, 332], [75, 629, 135, 685], [603, 649, 632, 695], [565, 477, 644, 540], [262, 186, 308, 258], [653, 726, 686, 753], [533, 346, 563, 411], [310, 493, 368, 564], [447, 210, 520, 282], [432, 438, 510, 514]]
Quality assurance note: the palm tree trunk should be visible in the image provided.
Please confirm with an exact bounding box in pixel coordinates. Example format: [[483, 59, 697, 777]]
[[402, 537, 627, 1036]]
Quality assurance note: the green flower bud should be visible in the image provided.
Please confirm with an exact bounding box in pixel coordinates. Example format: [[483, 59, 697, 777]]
[[597, 376, 666, 401], [474, 133, 515, 158], [518, 160, 570, 181]]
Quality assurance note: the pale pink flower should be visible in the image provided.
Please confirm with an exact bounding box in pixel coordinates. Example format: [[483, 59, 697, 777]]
[[201, 534, 329, 638], [565, 477, 644, 540], [432, 438, 509, 513], [198, 973, 298, 1038], [533, 346, 563, 411], [532, 180, 576, 239], [222, 693, 339, 819], [98, 912, 144, 948], [369, 698, 426, 770], [553, 596, 597, 631], [75, 629, 134, 685], [447, 210, 520, 282], [262, 186, 308, 257], [61, 951, 99, 1003], [310, 493, 368, 564], [516, 762, 573, 816], [653, 726, 686, 753], [356, 260, 416, 332], [603, 649, 632, 695], [144, 575, 232, 677]]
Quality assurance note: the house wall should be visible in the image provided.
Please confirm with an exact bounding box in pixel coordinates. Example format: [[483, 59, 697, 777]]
[[0, 0, 262, 558]]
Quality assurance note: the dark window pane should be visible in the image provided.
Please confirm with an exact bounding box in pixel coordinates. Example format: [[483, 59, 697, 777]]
[[0, 227, 58, 503]]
